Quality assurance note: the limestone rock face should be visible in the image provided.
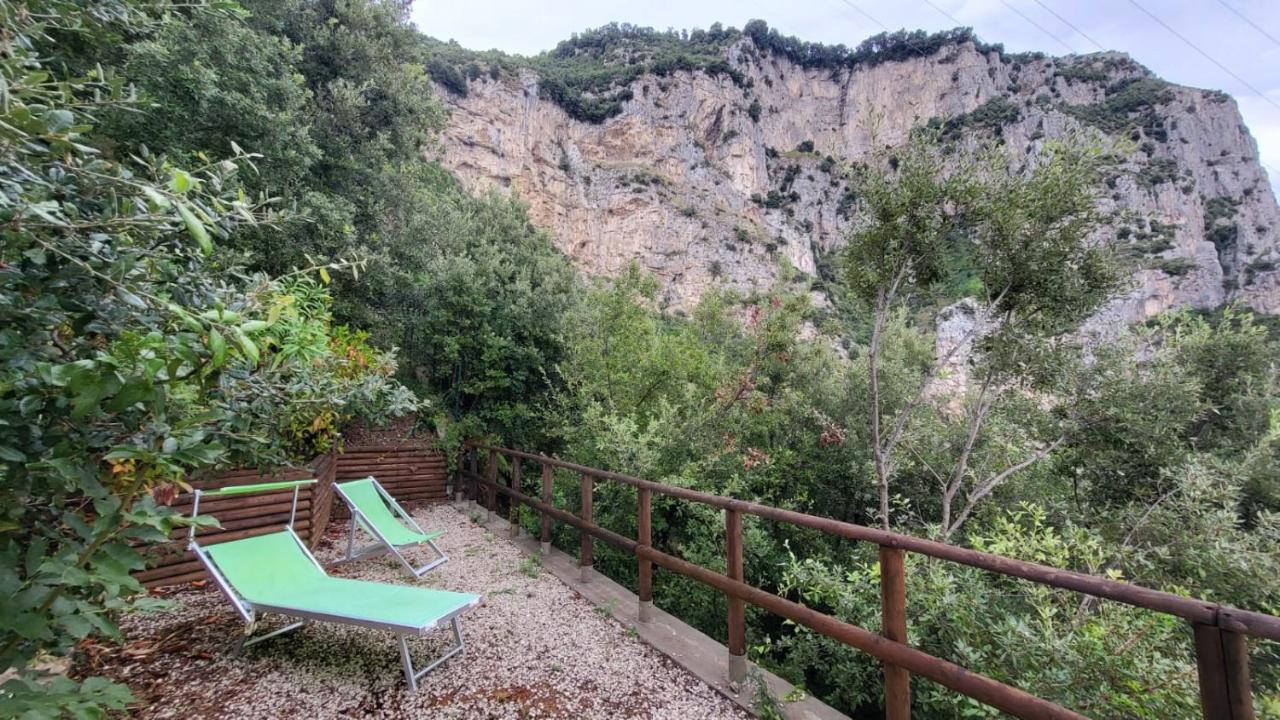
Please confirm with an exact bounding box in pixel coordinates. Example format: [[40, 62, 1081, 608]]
[[432, 40, 1280, 321]]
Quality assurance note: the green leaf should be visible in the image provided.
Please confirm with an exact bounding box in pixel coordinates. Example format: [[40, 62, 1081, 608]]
[[232, 328, 259, 365], [114, 287, 147, 310], [103, 447, 146, 461], [169, 169, 193, 194], [10, 612, 49, 640], [106, 379, 153, 412], [208, 327, 227, 367], [45, 109, 75, 133], [199, 309, 240, 323], [176, 202, 212, 255], [143, 186, 171, 210], [57, 612, 95, 639]]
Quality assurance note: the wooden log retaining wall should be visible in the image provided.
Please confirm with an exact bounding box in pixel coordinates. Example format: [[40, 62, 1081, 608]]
[[135, 444, 446, 588], [136, 453, 336, 588], [331, 445, 449, 518]]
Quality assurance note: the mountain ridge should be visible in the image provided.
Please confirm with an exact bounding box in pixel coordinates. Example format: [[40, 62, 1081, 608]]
[[424, 22, 1280, 325]]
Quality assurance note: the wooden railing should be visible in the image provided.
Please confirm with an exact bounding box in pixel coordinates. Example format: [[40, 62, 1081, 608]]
[[458, 443, 1279, 720]]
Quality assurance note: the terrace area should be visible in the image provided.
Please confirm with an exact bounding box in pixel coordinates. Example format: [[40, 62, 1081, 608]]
[[88, 442, 1280, 720], [87, 501, 822, 719]]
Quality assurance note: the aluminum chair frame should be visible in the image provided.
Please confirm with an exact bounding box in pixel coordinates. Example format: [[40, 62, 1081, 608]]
[[333, 477, 447, 577], [186, 480, 475, 689]]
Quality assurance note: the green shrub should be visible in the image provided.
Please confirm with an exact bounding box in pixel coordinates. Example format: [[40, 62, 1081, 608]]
[[0, 4, 420, 715], [776, 506, 1200, 718], [1205, 196, 1240, 225], [497, 23, 749, 123], [1055, 62, 1108, 84], [926, 97, 1021, 142], [1153, 257, 1198, 276], [1208, 223, 1239, 254], [743, 20, 1003, 70], [1245, 258, 1277, 285], [427, 57, 469, 96], [1062, 77, 1173, 138], [1136, 157, 1179, 190]]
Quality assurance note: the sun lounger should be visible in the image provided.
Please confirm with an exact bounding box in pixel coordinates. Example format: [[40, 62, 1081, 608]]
[[187, 479, 479, 690], [333, 476, 447, 577]]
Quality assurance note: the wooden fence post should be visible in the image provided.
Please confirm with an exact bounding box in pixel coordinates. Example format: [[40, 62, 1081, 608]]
[[881, 546, 911, 720], [454, 447, 464, 504], [485, 449, 497, 521], [579, 472, 593, 582], [509, 459, 521, 538], [726, 508, 747, 684], [1194, 622, 1255, 720], [468, 450, 478, 510], [638, 487, 653, 622], [540, 462, 552, 555]]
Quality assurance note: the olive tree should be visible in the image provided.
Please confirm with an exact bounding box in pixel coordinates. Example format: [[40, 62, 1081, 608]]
[[841, 134, 1121, 533]]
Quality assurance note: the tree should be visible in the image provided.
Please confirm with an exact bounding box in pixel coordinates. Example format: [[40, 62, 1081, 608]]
[[0, 3, 417, 715], [96, 0, 580, 446], [357, 165, 579, 445], [777, 504, 1200, 718], [1065, 308, 1279, 508], [841, 134, 1121, 533]]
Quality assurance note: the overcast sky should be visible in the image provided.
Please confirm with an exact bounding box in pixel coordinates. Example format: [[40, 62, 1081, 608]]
[[409, 0, 1280, 193]]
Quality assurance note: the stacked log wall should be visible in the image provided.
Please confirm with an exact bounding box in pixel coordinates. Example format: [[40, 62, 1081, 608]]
[[331, 445, 448, 518], [136, 454, 334, 588], [135, 444, 445, 588]]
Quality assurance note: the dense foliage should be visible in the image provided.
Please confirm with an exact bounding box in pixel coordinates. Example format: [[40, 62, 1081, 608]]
[[422, 20, 1009, 124], [742, 20, 1004, 71], [518, 139, 1279, 716], [98, 0, 579, 444], [528, 278, 1279, 718], [0, 1, 421, 715], [425, 22, 748, 123]]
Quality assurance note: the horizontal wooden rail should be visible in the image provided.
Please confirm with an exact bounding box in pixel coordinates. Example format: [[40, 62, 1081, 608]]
[[470, 444, 1280, 642], [464, 468, 1085, 720], [464, 443, 1280, 720]]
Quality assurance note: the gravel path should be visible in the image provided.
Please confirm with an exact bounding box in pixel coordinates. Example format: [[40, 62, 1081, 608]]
[[81, 505, 754, 719]]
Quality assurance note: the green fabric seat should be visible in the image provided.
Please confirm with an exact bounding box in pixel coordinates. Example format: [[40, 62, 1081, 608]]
[[341, 478, 443, 547], [188, 479, 478, 690], [205, 531, 476, 632]]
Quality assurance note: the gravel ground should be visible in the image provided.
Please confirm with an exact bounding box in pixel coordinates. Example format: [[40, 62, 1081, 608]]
[[79, 505, 753, 720]]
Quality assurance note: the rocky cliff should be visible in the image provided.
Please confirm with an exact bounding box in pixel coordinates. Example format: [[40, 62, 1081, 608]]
[[429, 32, 1280, 324]]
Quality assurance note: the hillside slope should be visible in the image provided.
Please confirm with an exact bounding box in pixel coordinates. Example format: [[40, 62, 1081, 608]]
[[427, 26, 1280, 324]]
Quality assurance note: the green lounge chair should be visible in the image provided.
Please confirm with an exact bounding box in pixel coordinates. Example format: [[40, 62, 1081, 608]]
[[187, 479, 480, 690], [334, 476, 447, 577]]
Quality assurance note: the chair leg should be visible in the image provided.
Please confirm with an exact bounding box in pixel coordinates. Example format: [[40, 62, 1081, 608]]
[[397, 618, 466, 691], [412, 539, 449, 577], [236, 615, 308, 654], [398, 635, 419, 692], [345, 513, 358, 561], [232, 618, 257, 656]]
